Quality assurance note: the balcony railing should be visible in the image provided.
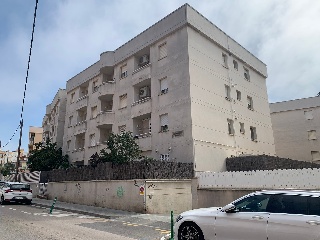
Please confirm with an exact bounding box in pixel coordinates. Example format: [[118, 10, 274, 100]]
[[132, 63, 151, 85], [96, 111, 115, 126], [98, 81, 115, 96], [131, 97, 152, 118], [75, 95, 88, 110], [74, 121, 87, 135], [135, 134, 152, 151]]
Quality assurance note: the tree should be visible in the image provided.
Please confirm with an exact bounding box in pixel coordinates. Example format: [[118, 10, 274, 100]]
[[27, 138, 70, 171], [0, 163, 15, 176], [98, 131, 141, 164]]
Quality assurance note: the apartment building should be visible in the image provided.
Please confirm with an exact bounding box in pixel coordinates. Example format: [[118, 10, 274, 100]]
[[62, 4, 275, 171], [28, 126, 43, 153], [42, 89, 67, 148], [270, 96, 320, 162]]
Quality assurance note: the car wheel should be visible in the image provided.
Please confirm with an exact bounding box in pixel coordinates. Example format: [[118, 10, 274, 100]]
[[0, 195, 5, 205], [178, 222, 204, 240]]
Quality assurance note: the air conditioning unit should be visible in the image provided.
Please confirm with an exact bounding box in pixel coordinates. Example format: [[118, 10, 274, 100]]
[[139, 86, 150, 98], [161, 88, 168, 94], [139, 54, 149, 67]]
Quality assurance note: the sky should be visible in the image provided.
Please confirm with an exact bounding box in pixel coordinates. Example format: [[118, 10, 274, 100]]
[[0, 0, 319, 153]]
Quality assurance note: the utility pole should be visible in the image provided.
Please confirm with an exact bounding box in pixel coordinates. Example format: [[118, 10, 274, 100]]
[[15, 120, 23, 182]]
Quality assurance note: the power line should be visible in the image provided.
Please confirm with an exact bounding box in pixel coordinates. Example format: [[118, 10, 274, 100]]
[[1, 124, 20, 148], [15, 0, 39, 180]]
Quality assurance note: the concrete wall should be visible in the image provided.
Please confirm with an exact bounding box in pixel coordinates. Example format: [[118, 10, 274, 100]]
[[46, 179, 192, 214]]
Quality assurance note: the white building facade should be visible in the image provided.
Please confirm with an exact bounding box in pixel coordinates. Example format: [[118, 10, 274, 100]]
[[62, 4, 275, 171], [270, 96, 320, 162]]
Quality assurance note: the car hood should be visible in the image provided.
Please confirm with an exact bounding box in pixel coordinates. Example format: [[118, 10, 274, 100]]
[[181, 207, 222, 217]]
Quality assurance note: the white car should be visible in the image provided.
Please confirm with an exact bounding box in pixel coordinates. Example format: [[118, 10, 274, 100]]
[[174, 190, 320, 240], [0, 182, 32, 205]]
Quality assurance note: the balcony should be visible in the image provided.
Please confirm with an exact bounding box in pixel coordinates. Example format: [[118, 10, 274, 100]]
[[75, 95, 88, 110], [98, 82, 115, 96], [96, 111, 115, 127], [43, 125, 50, 133], [132, 63, 151, 86], [135, 134, 152, 151], [46, 105, 51, 116], [131, 97, 152, 118], [74, 121, 87, 135], [72, 148, 85, 163]]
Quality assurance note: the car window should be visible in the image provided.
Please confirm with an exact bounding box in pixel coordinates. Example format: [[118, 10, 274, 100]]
[[10, 184, 30, 190], [308, 197, 320, 216], [233, 194, 271, 212], [267, 194, 308, 215]]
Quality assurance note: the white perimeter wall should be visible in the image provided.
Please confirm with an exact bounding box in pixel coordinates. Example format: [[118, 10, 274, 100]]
[[196, 169, 320, 189]]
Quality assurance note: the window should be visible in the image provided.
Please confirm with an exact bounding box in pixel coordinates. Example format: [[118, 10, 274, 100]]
[[225, 85, 231, 100], [247, 96, 253, 110], [89, 133, 96, 147], [304, 110, 314, 120], [244, 67, 250, 81], [308, 196, 320, 216], [267, 195, 308, 215], [68, 115, 73, 127], [159, 42, 167, 60], [250, 126, 257, 141], [91, 106, 97, 119], [236, 90, 241, 101], [240, 122, 245, 134], [120, 64, 128, 78], [160, 154, 170, 161], [233, 60, 238, 70], [160, 113, 169, 132], [118, 125, 126, 133], [311, 151, 320, 161], [160, 77, 168, 94], [92, 81, 98, 93], [308, 130, 317, 140], [233, 194, 271, 212], [227, 119, 235, 135], [222, 53, 228, 67], [70, 92, 75, 103], [119, 94, 127, 109], [67, 140, 71, 151]]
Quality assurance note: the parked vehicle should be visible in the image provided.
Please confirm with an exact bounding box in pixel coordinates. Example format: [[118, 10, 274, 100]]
[[0, 182, 32, 205], [174, 190, 320, 240]]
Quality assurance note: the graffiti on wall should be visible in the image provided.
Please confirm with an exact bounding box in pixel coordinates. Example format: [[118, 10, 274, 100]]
[[117, 186, 124, 198]]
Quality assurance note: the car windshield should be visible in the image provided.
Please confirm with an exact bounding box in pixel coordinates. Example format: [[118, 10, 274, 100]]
[[10, 184, 30, 190]]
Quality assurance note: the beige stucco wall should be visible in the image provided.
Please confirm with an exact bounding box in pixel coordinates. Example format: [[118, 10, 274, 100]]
[[187, 25, 275, 172], [270, 97, 320, 162], [46, 179, 192, 214]]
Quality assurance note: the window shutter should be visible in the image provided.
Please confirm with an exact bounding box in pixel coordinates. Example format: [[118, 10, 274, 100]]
[[90, 134, 95, 146], [159, 43, 167, 59], [160, 78, 168, 91], [119, 94, 127, 109], [160, 114, 169, 126]]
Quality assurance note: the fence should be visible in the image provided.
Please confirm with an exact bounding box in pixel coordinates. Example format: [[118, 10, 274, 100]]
[[196, 168, 320, 190]]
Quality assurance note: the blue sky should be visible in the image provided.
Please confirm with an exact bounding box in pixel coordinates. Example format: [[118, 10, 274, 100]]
[[1, 0, 319, 153]]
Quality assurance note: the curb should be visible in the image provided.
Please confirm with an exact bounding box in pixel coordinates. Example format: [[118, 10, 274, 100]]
[[32, 202, 119, 219]]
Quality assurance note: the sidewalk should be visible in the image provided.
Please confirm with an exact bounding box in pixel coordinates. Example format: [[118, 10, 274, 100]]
[[32, 197, 173, 223]]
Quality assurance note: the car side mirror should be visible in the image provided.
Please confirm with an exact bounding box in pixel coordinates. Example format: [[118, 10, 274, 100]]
[[222, 204, 236, 213]]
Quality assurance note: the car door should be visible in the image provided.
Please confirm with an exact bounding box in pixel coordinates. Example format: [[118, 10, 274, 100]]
[[215, 194, 270, 240], [267, 194, 320, 240]]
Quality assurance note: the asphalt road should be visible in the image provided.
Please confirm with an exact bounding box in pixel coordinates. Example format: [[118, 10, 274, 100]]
[[0, 203, 171, 240]]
